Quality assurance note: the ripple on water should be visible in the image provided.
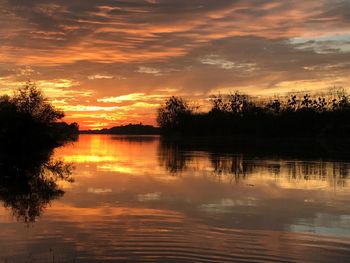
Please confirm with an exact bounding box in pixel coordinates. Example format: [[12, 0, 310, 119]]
[[39, 212, 349, 263]]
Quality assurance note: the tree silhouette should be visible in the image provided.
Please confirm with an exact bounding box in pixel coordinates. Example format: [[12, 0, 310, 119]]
[[157, 96, 192, 132], [157, 89, 350, 138], [0, 82, 78, 149], [12, 82, 64, 123]]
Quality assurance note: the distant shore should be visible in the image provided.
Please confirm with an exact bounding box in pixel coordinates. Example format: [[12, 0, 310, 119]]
[[79, 123, 161, 135]]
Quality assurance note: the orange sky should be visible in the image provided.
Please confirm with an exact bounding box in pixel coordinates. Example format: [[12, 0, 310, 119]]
[[0, 0, 350, 129]]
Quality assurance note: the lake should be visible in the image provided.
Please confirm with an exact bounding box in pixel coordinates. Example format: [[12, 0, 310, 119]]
[[1, 135, 350, 262]]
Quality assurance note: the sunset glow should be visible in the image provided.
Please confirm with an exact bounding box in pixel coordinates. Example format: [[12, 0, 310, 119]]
[[1, 0, 350, 129]]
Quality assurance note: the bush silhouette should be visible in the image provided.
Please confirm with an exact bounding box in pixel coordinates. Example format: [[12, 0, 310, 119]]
[[157, 89, 350, 138], [157, 96, 193, 132], [0, 82, 78, 149]]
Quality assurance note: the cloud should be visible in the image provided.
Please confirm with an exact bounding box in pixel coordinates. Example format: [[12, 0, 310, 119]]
[[137, 66, 163, 76], [98, 93, 164, 103], [60, 105, 121, 112], [290, 33, 350, 54], [200, 55, 257, 71], [2, 0, 348, 65], [87, 188, 112, 194], [98, 93, 146, 103], [0, 0, 349, 128], [88, 74, 113, 80]]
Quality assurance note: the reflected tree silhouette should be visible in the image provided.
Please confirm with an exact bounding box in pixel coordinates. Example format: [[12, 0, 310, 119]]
[[0, 148, 73, 223], [158, 139, 189, 173], [209, 154, 249, 183], [285, 161, 348, 187], [158, 138, 349, 186]]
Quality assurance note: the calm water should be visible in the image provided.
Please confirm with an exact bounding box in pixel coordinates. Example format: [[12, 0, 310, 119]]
[[1, 135, 350, 262]]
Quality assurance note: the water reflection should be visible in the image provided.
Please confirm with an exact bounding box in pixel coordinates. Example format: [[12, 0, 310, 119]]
[[1, 135, 350, 263], [159, 138, 349, 187], [0, 148, 73, 223], [158, 139, 189, 173]]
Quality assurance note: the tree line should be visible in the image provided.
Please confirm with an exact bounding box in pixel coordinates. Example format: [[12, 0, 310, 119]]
[[157, 89, 350, 138]]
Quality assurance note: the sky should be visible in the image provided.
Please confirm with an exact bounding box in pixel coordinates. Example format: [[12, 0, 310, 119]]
[[0, 0, 350, 129]]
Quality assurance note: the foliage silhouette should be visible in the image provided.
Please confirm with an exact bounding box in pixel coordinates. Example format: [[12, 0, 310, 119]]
[[157, 90, 350, 139], [157, 96, 193, 133], [0, 82, 78, 150]]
